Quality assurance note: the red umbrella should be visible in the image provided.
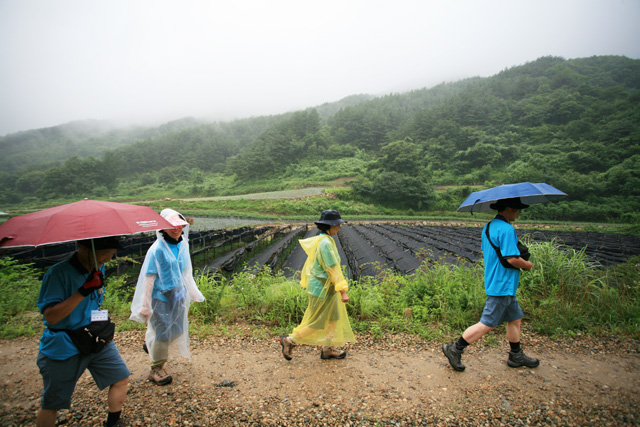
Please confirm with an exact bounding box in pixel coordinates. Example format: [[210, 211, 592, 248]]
[[0, 199, 173, 248]]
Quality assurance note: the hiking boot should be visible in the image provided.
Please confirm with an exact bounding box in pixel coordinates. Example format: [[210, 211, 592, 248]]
[[507, 349, 540, 368], [148, 366, 173, 386], [279, 335, 296, 361], [442, 343, 465, 372], [320, 348, 347, 359]]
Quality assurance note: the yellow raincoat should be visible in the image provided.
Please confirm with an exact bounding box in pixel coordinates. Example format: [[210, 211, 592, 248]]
[[291, 234, 356, 347]]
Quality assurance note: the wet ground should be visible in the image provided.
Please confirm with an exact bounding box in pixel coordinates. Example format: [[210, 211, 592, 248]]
[[1, 329, 639, 426]]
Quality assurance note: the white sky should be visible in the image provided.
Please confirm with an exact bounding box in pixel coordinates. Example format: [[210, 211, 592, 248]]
[[1, 0, 639, 136]]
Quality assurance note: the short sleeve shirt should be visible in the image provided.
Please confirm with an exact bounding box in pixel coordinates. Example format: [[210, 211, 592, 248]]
[[481, 218, 521, 296], [146, 241, 186, 301], [37, 255, 104, 360]]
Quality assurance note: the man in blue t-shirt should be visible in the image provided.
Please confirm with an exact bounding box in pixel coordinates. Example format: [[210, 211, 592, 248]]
[[442, 197, 539, 372], [36, 237, 130, 427]]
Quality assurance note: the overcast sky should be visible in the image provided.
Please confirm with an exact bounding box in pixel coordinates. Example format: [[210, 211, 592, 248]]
[[1, 0, 638, 136]]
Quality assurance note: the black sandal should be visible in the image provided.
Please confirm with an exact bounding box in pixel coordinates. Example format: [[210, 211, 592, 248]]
[[320, 349, 347, 359]]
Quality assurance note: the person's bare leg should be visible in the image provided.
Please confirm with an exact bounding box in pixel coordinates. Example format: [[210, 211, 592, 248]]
[[291, 325, 317, 341], [107, 376, 129, 412], [462, 322, 495, 344], [506, 318, 522, 343], [36, 409, 57, 427]]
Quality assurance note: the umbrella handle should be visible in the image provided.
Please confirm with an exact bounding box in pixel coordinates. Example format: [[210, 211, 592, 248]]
[[470, 199, 481, 215], [90, 239, 98, 271]]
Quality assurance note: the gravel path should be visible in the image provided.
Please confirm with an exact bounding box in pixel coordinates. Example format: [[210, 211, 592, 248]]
[[1, 329, 639, 426]]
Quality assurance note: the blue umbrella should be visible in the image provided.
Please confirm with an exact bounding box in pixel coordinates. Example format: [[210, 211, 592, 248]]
[[457, 182, 567, 213]]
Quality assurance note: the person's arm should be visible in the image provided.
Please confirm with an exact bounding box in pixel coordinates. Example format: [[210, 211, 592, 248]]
[[318, 238, 350, 301], [138, 274, 156, 321], [500, 226, 531, 270], [42, 270, 104, 325], [324, 262, 350, 303], [182, 258, 205, 302], [42, 292, 85, 325], [506, 257, 533, 271]]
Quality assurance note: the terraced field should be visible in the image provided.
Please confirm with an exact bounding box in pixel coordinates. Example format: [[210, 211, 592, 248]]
[[200, 222, 640, 281], [3, 222, 639, 281]]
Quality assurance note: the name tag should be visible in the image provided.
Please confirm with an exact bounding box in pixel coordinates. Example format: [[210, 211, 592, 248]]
[[91, 310, 109, 322]]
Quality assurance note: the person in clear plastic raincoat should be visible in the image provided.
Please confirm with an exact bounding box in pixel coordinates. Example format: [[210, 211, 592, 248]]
[[130, 209, 204, 385], [279, 210, 356, 360]]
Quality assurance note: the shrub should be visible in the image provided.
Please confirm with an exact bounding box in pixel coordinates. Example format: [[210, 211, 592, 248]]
[[2, 240, 639, 340], [0, 258, 43, 338]]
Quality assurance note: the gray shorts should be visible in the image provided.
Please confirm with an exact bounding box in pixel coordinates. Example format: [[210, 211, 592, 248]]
[[36, 341, 130, 410], [479, 295, 525, 328]]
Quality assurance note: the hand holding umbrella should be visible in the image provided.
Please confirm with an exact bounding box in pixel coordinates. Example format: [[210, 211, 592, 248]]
[[78, 271, 104, 297]]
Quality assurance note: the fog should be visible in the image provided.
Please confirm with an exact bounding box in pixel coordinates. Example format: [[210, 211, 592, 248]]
[[1, 0, 638, 136]]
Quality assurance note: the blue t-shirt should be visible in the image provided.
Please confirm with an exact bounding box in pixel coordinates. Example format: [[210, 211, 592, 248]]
[[37, 255, 105, 360], [481, 217, 521, 296], [146, 241, 187, 301], [307, 235, 340, 298]]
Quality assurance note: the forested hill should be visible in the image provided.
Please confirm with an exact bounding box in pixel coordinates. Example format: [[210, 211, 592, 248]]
[[0, 94, 378, 173], [0, 117, 210, 173], [1, 55, 639, 223]]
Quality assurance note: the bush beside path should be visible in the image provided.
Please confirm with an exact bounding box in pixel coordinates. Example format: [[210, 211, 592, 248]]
[[1, 329, 639, 426]]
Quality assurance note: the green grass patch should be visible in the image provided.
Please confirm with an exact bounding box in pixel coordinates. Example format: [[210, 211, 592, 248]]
[[2, 241, 639, 341]]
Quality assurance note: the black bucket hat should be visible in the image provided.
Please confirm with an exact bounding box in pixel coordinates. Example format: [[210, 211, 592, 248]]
[[314, 210, 346, 226], [489, 197, 530, 211], [78, 236, 123, 250]]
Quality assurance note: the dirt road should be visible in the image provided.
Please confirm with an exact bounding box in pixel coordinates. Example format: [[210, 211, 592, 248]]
[[1, 330, 638, 426]]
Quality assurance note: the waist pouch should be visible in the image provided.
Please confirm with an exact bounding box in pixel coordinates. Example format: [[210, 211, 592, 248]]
[[51, 319, 116, 355]]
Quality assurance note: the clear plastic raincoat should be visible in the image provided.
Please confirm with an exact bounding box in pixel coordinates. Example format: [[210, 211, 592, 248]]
[[291, 233, 355, 347], [130, 209, 204, 362]]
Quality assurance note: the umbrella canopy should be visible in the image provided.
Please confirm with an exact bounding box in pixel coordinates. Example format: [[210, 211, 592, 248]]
[[0, 199, 174, 248], [457, 182, 567, 213]]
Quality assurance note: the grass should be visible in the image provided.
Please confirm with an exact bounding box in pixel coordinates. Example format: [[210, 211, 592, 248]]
[[180, 187, 326, 202], [2, 241, 639, 341]]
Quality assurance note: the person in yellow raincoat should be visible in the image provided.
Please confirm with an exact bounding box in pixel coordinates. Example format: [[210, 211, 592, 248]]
[[280, 210, 356, 360]]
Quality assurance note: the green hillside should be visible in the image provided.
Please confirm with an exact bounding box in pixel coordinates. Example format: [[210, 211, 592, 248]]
[[1, 55, 638, 223]]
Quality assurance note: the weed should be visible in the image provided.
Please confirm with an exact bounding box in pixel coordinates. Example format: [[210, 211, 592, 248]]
[[1, 240, 639, 340]]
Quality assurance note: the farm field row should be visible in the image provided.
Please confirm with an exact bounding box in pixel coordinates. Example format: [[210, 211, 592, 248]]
[[3, 222, 639, 281], [219, 223, 640, 280]]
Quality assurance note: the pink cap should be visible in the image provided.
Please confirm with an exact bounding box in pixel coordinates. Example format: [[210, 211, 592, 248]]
[[160, 208, 189, 227], [166, 214, 189, 227]]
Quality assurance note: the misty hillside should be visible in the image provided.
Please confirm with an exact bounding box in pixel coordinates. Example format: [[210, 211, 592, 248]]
[[1, 55, 638, 223], [0, 94, 379, 174], [0, 117, 214, 173]]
